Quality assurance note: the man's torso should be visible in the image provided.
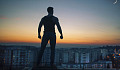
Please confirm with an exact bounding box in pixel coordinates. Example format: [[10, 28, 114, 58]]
[[42, 15, 58, 33]]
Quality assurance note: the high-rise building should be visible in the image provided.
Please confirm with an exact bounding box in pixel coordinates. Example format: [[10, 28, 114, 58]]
[[81, 52, 89, 63], [68, 49, 75, 63], [63, 52, 69, 63], [55, 49, 60, 65], [41, 47, 51, 64], [0, 45, 37, 67], [75, 52, 79, 63], [101, 49, 108, 59]]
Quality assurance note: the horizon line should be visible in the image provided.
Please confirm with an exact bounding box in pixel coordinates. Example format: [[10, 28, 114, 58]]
[[0, 41, 120, 46]]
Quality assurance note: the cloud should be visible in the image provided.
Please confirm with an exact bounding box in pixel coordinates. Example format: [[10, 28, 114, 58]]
[[117, 26, 120, 29], [15, 18, 21, 20], [115, 26, 120, 32], [115, 39, 120, 41], [0, 15, 8, 19], [0, 15, 21, 20], [0, 18, 8, 19]]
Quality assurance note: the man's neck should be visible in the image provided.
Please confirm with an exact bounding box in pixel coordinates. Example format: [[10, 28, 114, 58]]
[[48, 13, 53, 16]]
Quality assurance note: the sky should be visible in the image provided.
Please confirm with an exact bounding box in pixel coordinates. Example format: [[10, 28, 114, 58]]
[[0, 0, 120, 45]]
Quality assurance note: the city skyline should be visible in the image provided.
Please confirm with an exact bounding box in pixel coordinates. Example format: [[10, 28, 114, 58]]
[[0, 0, 120, 45], [1, 45, 120, 69]]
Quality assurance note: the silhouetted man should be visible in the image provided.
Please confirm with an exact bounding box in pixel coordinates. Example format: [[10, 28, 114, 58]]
[[37, 7, 63, 66]]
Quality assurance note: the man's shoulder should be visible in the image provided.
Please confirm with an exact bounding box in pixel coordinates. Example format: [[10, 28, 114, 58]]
[[42, 15, 58, 21], [42, 16, 47, 19], [41, 16, 48, 21], [42, 15, 57, 19], [52, 16, 59, 21], [52, 16, 58, 19]]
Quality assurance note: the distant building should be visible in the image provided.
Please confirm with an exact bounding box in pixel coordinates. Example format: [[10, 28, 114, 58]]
[[1, 45, 116, 69], [75, 52, 79, 63], [101, 49, 108, 59], [63, 52, 69, 63], [41, 47, 51, 64], [68, 48, 75, 63], [112, 48, 120, 68], [0, 45, 37, 67], [93, 60, 112, 68], [55, 49, 60, 65], [81, 52, 89, 63]]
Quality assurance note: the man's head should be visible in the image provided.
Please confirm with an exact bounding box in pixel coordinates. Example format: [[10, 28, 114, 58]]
[[47, 7, 53, 14]]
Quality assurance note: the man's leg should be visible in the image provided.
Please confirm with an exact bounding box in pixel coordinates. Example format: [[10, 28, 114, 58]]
[[37, 34, 49, 66], [50, 34, 56, 66]]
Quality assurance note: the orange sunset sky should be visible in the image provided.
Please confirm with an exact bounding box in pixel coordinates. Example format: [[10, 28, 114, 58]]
[[0, 0, 120, 45]]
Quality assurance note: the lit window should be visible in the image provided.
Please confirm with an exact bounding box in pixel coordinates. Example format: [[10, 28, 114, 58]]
[[4, 58, 5, 64], [13, 55, 15, 57], [113, 54, 114, 56]]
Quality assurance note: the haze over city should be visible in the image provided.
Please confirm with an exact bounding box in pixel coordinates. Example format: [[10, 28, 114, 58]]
[[0, 0, 120, 45]]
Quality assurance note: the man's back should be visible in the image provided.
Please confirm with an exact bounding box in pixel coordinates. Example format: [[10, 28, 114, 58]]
[[42, 15, 57, 33], [39, 15, 61, 34]]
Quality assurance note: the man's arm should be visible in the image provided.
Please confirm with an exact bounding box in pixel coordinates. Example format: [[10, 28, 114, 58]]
[[55, 18, 63, 39], [38, 18, 44, 39]]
